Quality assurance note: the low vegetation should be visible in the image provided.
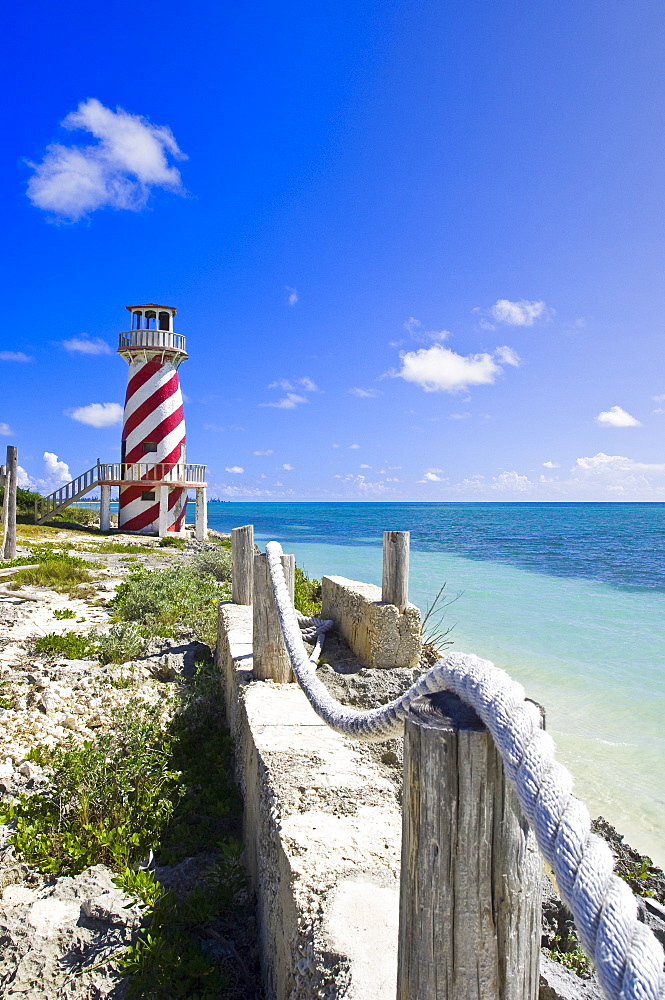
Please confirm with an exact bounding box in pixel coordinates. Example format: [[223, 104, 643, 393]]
[[111, 565, 227, 647], [34, 631, 91, 659], [294, 565, 322, 617], [3, 546, 103, 598], [158, 535, 185, 549], [52, 608, 76, 620], [192, 547, 232, 581], [91, 623, 150, 665], [0, 660, 247, 998]]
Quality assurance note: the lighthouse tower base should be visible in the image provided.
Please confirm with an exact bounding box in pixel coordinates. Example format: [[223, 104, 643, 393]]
[[97, 464, 207, 539]]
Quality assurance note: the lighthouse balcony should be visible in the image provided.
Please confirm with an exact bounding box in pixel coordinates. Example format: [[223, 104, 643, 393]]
[[98, 462, 206, 487], [118, 330, 188, 357]]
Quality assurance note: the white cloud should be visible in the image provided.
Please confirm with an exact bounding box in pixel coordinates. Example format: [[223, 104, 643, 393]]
[[349, 387, 381, 398], [16, 466, 31, 488], [395, 344, 511, 393], [282, 463, 294, 471], [225, 466, 244, 474], [0, 422, 13, 436], [27, 98, 186, 221], [404, 317, 451, 342], [44, 452, 71, 482], [0, 351, 32, 362], [331, 443, 340, 448], [263, 376, 317, 408], [253, 449, 274, 456], [359, 464, 371, 469], [418, 467, 444, 483], [285, 286, 298, 306], [488, 299, 550, 326], [260, 393, 308, 410], [349, 443, 360, 449], [595, 406, 641, 428], [542, 461, 560, 468], [448, 412, 471, 420], [67, 402, 123, 427], [494, 345, 521, 367], [62, 334, 111, 355], [268, 376, 317, 392]]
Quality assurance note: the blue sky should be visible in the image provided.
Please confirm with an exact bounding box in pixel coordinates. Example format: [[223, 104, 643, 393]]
[[2, 0, 664, 500]]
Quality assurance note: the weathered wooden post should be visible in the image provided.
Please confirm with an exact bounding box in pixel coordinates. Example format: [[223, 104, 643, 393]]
[[232, 524, 254, 605], [0, 465, 6, 525], [397, 690, 541, 1000], [382, 530, 410, 610], [253, 551, 295, 682], [2, 446, 18, 560]]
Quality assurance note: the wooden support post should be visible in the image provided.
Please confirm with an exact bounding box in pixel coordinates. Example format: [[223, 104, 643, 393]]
[[397, 691, 541, 1000], [232, 524, 254, 605], [2, 446, 18, 560], [158, 485, 169, 538], [0, 466, 6, 525], [253, 551, 295, 682], [99, 484, 111, 532], [382, 529, 410, 610], [195, 487, 207, 540]]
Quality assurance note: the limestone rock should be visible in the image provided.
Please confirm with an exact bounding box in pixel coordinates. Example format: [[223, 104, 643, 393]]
[[539, 954, 603, 1000], [0, 864, 140, 998]]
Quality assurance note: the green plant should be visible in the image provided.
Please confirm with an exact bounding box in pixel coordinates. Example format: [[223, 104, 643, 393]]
[[52, 505, 98, 526], [192, 547, 232, 582], [34, 631, 91, 659], [53, 608, 76, 620], [547, 944, 593, 977], [0, 681, 14, 710], [158, 535, 185, 549], [7, 548, 102, 597], [420, 583, 461, 650], [617, 855, 657, 898], [89, 623, 149, 665], [94, 541, 154, 554], [111, 565, 227, 646], [0, 700, 181, 875], [294, 565, 322, 617]]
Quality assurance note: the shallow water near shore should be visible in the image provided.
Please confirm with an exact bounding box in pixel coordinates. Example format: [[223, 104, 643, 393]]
[[202, 501, 665, 867]]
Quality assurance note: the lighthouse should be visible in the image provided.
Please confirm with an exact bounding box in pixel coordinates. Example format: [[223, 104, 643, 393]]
[[96, 304, 207, 538]]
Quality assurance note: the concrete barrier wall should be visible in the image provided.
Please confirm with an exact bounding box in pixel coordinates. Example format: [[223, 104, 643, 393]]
[[217, 602, 401, 1000], [321, 575, 422, 669]]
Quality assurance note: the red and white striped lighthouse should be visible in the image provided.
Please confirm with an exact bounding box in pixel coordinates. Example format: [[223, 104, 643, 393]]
[[116, 304, 193, 535]]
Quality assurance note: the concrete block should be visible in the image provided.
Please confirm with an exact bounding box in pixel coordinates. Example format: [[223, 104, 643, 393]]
[[217, 603, 401, 1000], [321, 575, 422, 669]]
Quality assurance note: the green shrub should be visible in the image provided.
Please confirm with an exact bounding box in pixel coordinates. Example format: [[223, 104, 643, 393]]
[[158, 535, 185, 549], [294, 565, 322, 617], [116, 841, 245, 998], [0, 701, 181, 875], [94, 541, 154, 554], [110, 565, 226, 646], [52, 505, 98, 526], [5, 548, 103, 597], [53, 608, 76, 620], [0, 485, 43, 516], [90, 623, 150, 665], [192, 547, 232, 582], [34, 631, 91, 659]]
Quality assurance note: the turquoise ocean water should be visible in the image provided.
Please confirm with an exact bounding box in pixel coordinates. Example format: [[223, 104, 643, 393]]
[[204, 501, 665, 866], [98, 500, 664, 864]]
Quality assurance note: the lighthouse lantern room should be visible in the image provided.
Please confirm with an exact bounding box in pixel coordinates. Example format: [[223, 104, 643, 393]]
[[98, 303, 207, 538]]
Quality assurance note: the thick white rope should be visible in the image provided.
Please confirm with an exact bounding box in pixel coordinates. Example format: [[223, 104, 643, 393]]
[[265, 541, 665, 1000]]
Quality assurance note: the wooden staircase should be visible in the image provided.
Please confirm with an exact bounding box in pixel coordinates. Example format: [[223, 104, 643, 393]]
[[34, 464, 101, 525]]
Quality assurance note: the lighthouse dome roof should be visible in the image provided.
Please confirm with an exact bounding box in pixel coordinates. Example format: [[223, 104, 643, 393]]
[[126, 303, 177, 313]]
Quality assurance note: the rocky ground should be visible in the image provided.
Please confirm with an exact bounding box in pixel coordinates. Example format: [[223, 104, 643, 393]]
[[0, 524, 262, 999]]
